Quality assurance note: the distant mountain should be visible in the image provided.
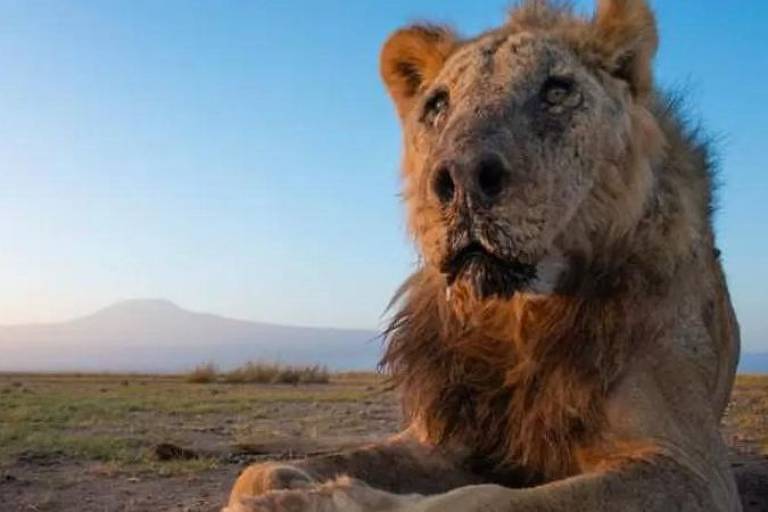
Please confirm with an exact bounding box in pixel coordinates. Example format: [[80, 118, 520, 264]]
[[0, 299, 381, 373], [2, 299, 763, 375], [739, 353, 768, 374]]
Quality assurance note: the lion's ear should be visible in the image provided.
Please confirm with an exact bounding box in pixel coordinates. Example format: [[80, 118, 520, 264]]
[[592, 0, 658, 101], [380, 25, 459, 120]]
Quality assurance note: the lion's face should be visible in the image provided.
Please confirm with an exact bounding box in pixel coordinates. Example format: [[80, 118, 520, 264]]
[[398, 34, 627, 299], [382, 7, 662, 302]]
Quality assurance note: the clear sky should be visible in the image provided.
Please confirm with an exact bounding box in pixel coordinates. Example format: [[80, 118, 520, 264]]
[[0, 1, 766, 350]]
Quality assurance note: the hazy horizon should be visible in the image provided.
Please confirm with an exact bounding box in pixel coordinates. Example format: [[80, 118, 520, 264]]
[[1, 1, 766, 350], [0, 298, 382, 373], [0, 297, 377, 330], [0, 298, 765, 375]]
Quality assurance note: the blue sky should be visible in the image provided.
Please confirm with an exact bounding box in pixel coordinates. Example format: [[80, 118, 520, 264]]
[[0, 1, 766, 350]]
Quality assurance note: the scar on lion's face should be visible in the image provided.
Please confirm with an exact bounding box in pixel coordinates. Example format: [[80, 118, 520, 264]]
[[381, 15, 663, 304]]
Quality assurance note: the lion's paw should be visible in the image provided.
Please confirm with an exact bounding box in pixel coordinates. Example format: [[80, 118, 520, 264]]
[[227, 462, 315, 508], [225, 488, 319, 512], [226, 476, 420, 512], [226, 477, 352, 512]]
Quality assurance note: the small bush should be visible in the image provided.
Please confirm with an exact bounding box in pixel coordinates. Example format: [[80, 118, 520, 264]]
[[186, 363, 218, 384], [297, 365, 330, 384], [222, 362, 329, 385], [185, 361, 330, 385], [222, 362, 279, 384]]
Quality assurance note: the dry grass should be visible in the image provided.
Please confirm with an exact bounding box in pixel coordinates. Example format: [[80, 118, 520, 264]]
[[0, 371, 394, 511], [186, 362, 218, 383], [2, 371, 765, 482], [187, 362, 331, 385], [723, 375, 768, 455], [0, 371, 386, 476], [229, 363, 329, 385]]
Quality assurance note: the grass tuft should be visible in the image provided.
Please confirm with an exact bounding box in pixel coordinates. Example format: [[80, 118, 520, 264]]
[[221, 362, 329, 385], [184, 361, 331, 385], [186, 363, 218, 383]]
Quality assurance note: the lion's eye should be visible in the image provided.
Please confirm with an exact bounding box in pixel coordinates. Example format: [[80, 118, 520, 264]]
[[540, 77, 581, 111], [421, 89, 450, 126]]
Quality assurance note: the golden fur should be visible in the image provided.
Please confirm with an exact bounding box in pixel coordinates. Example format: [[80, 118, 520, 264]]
[[381, 269, 645, 480]]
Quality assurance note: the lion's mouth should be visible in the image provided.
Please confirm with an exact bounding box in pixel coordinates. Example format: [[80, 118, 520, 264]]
[[441, 242, 492, 284], [441, 242, 537, 299]]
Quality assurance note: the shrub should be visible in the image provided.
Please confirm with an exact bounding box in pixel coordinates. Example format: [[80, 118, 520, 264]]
[[297, 365, 330, 384], [186, 363, 218, 383], [222, 362, 330, 385], [222, 362, 279, 384]]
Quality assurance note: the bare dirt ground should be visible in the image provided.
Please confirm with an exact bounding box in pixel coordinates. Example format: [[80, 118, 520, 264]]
[[1, 373, 767, 512]]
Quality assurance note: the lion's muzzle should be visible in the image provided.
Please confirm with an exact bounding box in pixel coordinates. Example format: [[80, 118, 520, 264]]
[[441, 240, 537, 299]]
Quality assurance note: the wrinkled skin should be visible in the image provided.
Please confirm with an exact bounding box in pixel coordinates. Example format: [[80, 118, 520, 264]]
[[405, 32, 641, 299], [226, 1, 743, 511]]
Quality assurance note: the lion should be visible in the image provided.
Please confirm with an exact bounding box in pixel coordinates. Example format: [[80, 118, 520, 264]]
[[225, 1, 743, 510]]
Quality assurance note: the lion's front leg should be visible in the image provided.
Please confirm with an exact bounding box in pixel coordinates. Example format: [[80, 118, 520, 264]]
[[402, 454, 737, 512], [228, 452, 737, 512], [226, 432, 481, 510]]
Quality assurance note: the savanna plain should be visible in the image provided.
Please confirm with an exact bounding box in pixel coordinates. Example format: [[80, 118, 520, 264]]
[[1, 372, 767, 512]]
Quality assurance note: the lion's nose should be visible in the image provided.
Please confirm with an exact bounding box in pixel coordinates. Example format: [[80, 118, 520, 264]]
[[431, 154, 510, 207], [431, 164, 457, 206], [473, 154, 509, 201]]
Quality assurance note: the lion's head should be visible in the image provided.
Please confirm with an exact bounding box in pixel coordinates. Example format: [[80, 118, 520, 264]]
[[377, 0, 720, 480], [381, 0, 665, 308]]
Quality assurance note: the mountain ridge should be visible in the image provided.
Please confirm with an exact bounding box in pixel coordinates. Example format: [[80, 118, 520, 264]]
[[0, 299, 381, 373]]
